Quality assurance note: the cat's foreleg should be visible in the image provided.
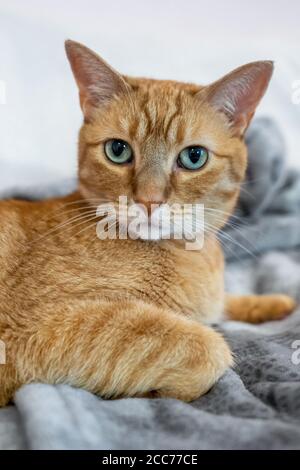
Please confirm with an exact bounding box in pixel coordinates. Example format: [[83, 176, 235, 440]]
[[225, 294, 296, 324], [0, 299, 232, 405]]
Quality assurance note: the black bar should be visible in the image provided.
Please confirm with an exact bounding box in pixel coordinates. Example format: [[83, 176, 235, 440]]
[[0, 450, 298, 466]]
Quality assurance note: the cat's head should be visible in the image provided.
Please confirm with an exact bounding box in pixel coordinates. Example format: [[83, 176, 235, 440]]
[[65, 40, 273, 242]]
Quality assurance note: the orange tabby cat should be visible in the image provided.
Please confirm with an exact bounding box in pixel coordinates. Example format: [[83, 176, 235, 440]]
[[0, 41, 295, 406]]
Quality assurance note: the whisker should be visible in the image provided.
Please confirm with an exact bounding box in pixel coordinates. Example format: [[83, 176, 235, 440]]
[[51, 203, 118, 219], [66, 219, 106, 240], [239, 175, 272, 186], [220, 222, 257, 251], [48, 207, 98, 220], [204, 221, 257, 259], [30, 212, 103, 245], [238, 186, 256, 200], [204, 207, 246, 222], [54, 214, 105, 238], [57, 198, 105, 206], [48, 196, 125, 220], [94, 219, 118, 239], [205, 212, 256, 250], [49, 197, 111, 214], [204, 225, 238, 259]]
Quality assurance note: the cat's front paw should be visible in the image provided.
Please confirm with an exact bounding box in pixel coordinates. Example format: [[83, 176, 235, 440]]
[[259, 294, 296, 321], [151, 326, 233, 402]]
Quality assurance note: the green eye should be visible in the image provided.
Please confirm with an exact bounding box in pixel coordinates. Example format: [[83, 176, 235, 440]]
[[104, 139, 133, 164], [178, 146, 209, 170]]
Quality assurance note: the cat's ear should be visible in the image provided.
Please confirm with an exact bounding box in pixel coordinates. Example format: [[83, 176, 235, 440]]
[[65, 40, 129, 119], [205, 61, 274, 136]]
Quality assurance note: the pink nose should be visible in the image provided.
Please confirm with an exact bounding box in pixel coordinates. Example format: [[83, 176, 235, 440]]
[[134, 198, 165, 217]]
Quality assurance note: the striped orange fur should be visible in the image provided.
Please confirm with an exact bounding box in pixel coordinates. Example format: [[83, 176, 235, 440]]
[[0, 41, 295, 406]]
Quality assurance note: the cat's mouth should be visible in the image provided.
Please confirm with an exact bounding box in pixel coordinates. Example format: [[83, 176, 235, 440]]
[[127, 218, 171, 241], [119, 202, 204, 242], [96, 198, 204, 245]]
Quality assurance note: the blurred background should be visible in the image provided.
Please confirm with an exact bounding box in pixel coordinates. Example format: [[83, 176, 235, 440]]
[[0, 0, 300, 190]]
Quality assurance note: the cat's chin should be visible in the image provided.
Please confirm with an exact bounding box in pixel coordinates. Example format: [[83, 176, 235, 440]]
[[130, 223, 164, 241], [127, 222, 201, 243]]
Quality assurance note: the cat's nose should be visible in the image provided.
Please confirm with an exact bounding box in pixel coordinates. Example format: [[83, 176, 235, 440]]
[[134, 198, 165, 217]]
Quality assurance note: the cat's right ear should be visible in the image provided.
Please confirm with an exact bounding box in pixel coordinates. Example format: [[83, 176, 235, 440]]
[[65, 40, 129, 120]]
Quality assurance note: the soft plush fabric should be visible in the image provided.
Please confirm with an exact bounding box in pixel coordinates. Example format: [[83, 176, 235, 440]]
[[224, 118, 300, 260], [0, 118, 300, 450]]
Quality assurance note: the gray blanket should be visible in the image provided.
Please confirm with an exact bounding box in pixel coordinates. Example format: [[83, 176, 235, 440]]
[[0, 118, 300, 450]]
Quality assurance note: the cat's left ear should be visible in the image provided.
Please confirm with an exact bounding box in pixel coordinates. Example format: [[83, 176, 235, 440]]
[[205, 61, 274, 136], [65, 40, 129, 120]]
